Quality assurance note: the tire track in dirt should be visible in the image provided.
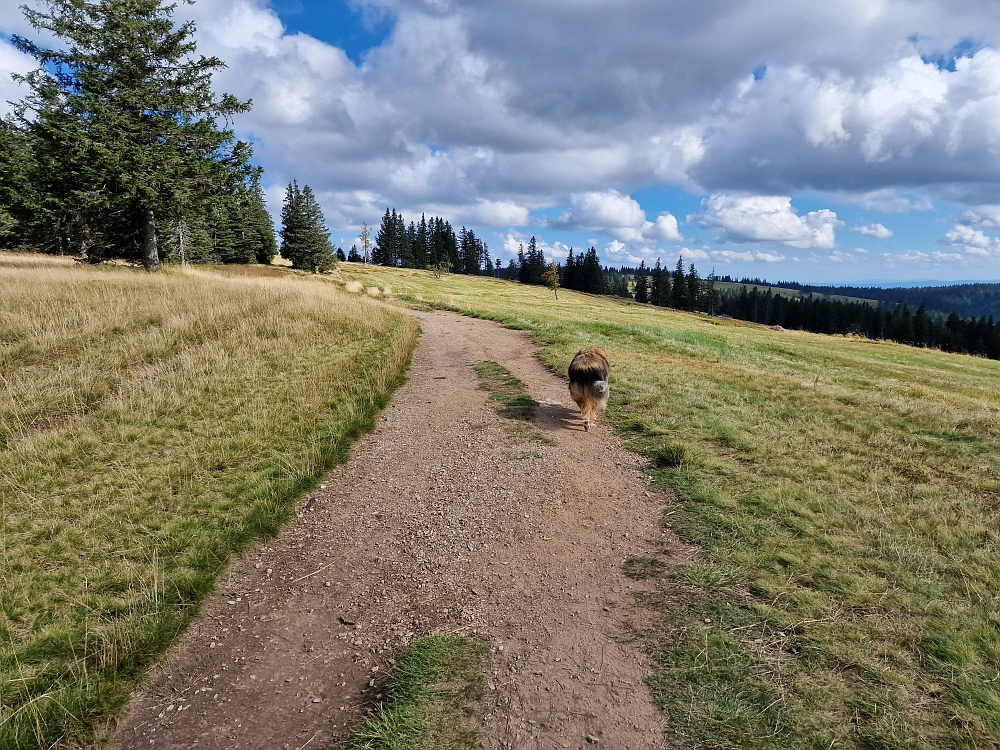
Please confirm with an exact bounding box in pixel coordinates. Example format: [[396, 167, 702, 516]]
[[116, 310, 686, 750]]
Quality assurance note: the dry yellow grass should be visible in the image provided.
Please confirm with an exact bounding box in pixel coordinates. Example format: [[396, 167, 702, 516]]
[[0, 254, 418, 749]]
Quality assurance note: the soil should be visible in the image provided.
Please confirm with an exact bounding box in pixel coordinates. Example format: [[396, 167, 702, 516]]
[[115, 310, 690, 750]]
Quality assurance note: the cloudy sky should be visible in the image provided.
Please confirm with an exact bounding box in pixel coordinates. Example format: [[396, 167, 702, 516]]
[[4, 0, 1000, 283]]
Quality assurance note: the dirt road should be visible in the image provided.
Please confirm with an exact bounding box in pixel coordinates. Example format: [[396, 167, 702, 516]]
[[116, 310, 677, 750]]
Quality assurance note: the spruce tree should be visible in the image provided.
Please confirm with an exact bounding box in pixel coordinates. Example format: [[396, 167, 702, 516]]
[[634, 261, 649, 303], [280, 181, 334, 273], [564, 248, 577, 290], [414, 214, 429, 268], [704, 270, 721, 315], [401, 220, 416, 268], [11, 0, 252, 268], [373, 208, 393, 265], [686, 264, 700, 311], [244, 175, 278, 264], [581, 247, 605, 293], [671, 257, 688, 309], [348, 244, 362, 262]]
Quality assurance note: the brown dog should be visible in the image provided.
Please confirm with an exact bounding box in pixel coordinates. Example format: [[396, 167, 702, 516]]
[[568, 348, 610, 431]]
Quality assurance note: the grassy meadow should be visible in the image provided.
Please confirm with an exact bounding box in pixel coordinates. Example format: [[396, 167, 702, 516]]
[[343, 264, 1000, 750], [0, 254, 418, 749]]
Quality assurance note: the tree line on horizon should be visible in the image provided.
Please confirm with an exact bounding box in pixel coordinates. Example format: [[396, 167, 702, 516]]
[[519, 248, 1000, 362]]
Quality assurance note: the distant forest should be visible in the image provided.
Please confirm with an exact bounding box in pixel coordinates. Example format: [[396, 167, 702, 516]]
[[718, 276, 1000, 321], [362, 210, 1000, 361]]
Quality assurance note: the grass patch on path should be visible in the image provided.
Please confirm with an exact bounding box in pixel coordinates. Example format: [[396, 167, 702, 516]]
[[345, 264, 1000, 750], [0, 254, 418, 749], [345, 636, 487, 750], [473, 361, 538, 421]]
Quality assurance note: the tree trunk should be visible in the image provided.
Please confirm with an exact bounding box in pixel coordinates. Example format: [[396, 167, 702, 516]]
[[142, 208, 160, 271]]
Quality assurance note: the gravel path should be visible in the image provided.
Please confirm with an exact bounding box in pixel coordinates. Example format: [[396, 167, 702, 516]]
[[116, 310, 679, 750]]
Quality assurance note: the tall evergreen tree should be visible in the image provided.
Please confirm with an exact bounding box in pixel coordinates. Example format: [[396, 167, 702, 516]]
[[10, 0, 252, 268], [704, 270, 721, 315], [634, 261, 649, 303], [401, 220, 416, 268], [671, 257, 688, 309], [581, 247, 606, 294], [280, 181, 334, 273], [0, 118, 34, 247], [686, 264, 700, 311], [563, 248, 577, 290], [414, 213, 429, 268]]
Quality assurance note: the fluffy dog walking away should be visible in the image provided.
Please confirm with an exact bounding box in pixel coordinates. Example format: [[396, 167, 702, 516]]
[[568, 348, 610, 431]]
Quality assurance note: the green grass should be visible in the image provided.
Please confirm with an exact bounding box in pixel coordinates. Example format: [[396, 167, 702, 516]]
[[345, 636, 487, 750], [0, 254, 419, 749], [342, 264, 1000, 750], [473, 361, 538, 421]]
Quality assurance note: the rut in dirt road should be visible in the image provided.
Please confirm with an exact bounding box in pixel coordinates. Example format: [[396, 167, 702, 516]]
[[116, 310, 679, 750]]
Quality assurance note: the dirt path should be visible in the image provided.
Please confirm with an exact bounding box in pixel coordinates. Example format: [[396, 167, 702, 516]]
[[116, 310, 679, 750]]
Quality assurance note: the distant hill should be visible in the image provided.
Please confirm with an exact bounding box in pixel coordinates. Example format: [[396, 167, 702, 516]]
[[796, 283, 1000, 320], [717, 276, 1000, 320], [714, 280, 880, 308]]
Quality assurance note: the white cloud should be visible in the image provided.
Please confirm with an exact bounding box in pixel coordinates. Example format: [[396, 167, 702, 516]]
[[678, 247, 712, 262], [4, 0, 1000, 255], [844, 189, 935, 213], [896, 250, 967, 263], [554, 189, 682, 242], [712, 249, 786, 263], [942, 223, 1000, 254], [957, 205, 1000, 228], [699, 194, 841, 248], [853, 223, 893, 239], [0, 39, 34, 117], [604, 239, 628, 256]]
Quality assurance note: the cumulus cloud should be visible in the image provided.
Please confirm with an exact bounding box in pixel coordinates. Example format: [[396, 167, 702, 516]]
[[941, 223, 1000, 255], [854, 223, 893, 239], [4, 0, 1000, 252], [694, 46, 1000, 196], [845, 189, 935, 213], [957, 205, 1000, 227], [712, 249, 786, 263], [677, 247, 712, 262], [896, 250, 967, 263], [698, 194, 841, 248], [553, 190, 682, 242]]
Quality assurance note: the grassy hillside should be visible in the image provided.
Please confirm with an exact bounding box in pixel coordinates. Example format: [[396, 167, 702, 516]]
[[798, 282, 1000, 320], [344, 264, 1000, 750], [715, 280, 880, 307], [0, 254, 418, 749]]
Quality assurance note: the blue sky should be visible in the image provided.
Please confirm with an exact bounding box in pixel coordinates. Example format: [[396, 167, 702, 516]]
[[4, 0, 1000, 284]]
